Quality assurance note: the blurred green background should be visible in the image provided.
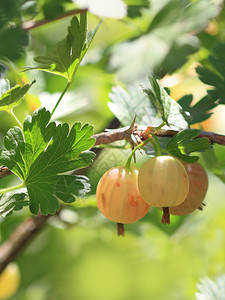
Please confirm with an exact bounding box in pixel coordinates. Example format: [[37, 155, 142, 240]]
[[1, 171, 225, 300], [1, 0, 225, 299]]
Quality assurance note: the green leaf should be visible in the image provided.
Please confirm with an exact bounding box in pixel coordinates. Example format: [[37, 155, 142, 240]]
[[178, 94, 217, 125], [108, 84, 161, 127], [42, 0, 65, 20], [125, 0, 149, 18], [108, 0, 219, 81], [148, 0, 218, 33], [0, 108, 95, 215], [196, 42, 225, 104], [166, 129, 210, 163], [33, 15, 86, 80], [27, 14, 102, 81], [0, 79, 35, 111], [0, 26, 29, 61], [196, 275, 225, 300], [0, 192, 28, 217], [202, 146, 225, 183], [142, 74, 189, 130], [55, 175, 91, 203]]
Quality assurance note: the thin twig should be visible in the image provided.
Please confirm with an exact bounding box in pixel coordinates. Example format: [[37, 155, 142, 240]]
[[0, 214, 49, 273], [22, 8, 88, 31], [93, 126, 225, 145], [1, 126, 225, 180]]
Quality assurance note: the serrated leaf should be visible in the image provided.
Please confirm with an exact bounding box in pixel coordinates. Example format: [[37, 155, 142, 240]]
[[178, 94, 217, 125], [166, 129, 210, 163], [195, 275, 225, 300], [0, 108, 95, 215], [33, 15, 86, 80], [142, 74, 189, 130], [0, 79, 35, 111], [55, 175, 91, 203], [108, 85, 162, 127], [27, 14, 102, 81], [196, 42, 225, 104], [0, 192, 28, 217], [0, 26, 29, 61]]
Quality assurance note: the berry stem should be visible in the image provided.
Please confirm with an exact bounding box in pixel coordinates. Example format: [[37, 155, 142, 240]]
[[125, 139, 150, 169], [152, 134, 162, 156], [117, 223, 125, 236], [161, 207, 170, 224]]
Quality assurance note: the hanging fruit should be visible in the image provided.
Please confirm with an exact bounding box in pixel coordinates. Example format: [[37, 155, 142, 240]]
[[164, 161, 208, 216], [138, 155, 189, 224], [96, 166, 150, 235]]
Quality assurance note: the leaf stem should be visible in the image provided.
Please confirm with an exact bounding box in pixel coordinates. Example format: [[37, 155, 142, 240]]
[[153, 121, 166, 131], [0, 182, 25, 195], [9, 110, 22, 128], [51, 81, 71, 118]]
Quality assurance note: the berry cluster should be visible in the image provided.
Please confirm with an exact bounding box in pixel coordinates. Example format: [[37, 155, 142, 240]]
[[96, 155, 208, 235]]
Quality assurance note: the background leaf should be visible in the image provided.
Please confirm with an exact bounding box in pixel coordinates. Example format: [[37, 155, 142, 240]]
[[142, 74, 189, 129], [178, 94, 217, 125], [0, 79, 35, 111], [108, 0, 219, 82], [0, 26, 29, 61], [125, 0, 149, 18], [196, 275, 225, 300], [108, 84, 161, 127], [0, 191, 28, 217], [196, 42, 225, 104]]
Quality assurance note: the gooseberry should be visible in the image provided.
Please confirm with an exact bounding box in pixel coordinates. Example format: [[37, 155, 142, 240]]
[[138, 155, 189, 224], [0, 263, 20, 299], [164, 161, 208, 216], [96, 166, 150, 235]]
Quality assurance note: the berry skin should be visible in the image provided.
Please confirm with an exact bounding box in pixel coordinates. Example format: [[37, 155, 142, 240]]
[[138, 155, 189, 208], [166, 161, 208, 216], [96, 166, 150, 225], [0, 263, 20, 299]]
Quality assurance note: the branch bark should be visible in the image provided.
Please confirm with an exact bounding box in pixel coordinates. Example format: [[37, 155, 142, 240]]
[[22, 9, 88, 31], [0, 124, 225, 274], [0, 125, 225, 180], [0, 214, 49, 273]]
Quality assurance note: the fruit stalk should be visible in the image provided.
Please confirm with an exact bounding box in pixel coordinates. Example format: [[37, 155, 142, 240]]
[[117, 223, 125, 236], [161, 207, 170, 224]]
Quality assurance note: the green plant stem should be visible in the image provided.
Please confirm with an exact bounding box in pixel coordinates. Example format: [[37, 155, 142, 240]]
[[51, 81, 71, 117], [153, 121, 166, 131], [125, 140, 150, 169], [9, 110, 22, 128], [149, 137, 158, 154], [0, 182, 25, 195], [152, 134, 162, 156]]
